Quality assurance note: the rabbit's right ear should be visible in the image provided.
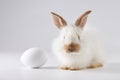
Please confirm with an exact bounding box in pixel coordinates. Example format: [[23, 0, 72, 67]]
[[51, 12, 67, 29], [75, 10, 91, 29]]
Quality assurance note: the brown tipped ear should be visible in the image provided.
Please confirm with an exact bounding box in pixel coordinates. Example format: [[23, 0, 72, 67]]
[[51, 12, 67, 29], [75, 10, 92, 29]]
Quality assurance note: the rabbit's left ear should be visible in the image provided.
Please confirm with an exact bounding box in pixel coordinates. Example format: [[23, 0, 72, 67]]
[[75, 10, 91, 29]]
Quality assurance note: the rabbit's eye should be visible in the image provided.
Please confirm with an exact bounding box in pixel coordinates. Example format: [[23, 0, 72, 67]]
[[78, 35, 80, 40], [63, 36, 65, 39], [76, 34, 80, 40]]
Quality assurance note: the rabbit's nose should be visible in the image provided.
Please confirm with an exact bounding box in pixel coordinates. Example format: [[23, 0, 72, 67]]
[[68, 48, 74, 52], [68, 45, 75, 52], [64, 43, 80, 53]]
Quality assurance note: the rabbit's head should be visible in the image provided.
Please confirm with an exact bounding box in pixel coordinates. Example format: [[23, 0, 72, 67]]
[[51, 10, 91, 53]]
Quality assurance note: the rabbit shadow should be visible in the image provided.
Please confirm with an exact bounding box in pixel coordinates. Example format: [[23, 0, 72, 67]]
[[86, 62, 120, 73], [33, 63, 120, 74], [40, 66, 59, 70]]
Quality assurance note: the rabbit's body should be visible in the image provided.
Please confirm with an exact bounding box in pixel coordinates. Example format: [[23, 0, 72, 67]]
[[51, 11, 105, 70]]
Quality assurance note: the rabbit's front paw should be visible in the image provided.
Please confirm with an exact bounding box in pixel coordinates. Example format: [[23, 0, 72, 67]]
[[60, 66, 82, 70], [68, 67, 82, 70], [60, 66, 69, 70]]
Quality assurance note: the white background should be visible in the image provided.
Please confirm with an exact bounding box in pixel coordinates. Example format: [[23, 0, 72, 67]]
[[0, 0, 120, 55], [0, 0, 120, 80]]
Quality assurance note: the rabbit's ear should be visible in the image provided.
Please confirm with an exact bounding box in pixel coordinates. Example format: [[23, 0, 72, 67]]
[[51, 12, 67, 29], [75, 10, 91, 29]]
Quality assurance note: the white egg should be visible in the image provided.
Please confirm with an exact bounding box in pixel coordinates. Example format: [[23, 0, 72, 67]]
[[21, 48, 47, 68]]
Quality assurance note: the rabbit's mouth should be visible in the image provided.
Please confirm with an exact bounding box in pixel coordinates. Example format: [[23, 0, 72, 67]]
[[64, 42, 80, 53]]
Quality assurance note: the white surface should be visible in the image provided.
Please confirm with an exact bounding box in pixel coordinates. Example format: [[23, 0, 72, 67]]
[[0, 53, 120, 80]]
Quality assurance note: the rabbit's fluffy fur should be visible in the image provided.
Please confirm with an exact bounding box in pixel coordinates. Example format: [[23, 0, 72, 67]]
[[51, 11, 105, 70]]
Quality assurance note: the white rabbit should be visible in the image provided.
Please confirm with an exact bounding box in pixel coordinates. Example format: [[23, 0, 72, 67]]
[[51, 10, 105, 70]]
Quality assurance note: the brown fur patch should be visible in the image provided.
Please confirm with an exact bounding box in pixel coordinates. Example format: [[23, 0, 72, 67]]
[[88, 63, 103, 68], [64, 43, 80, 53], [61, 67, 82, 70], [61, 67, 69, 70], [68, 67, 82, 70]]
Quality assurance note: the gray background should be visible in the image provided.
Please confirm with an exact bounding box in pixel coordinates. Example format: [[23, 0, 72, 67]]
[[0, 0, 120, 55]]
